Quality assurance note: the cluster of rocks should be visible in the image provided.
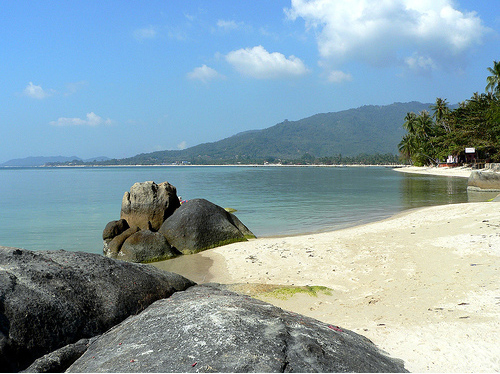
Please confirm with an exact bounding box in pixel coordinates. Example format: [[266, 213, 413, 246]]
[[103, 181, 255, 263], [0, 246, 409, 373]]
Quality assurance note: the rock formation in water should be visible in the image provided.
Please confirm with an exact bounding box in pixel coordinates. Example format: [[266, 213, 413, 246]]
[[120, 181, 180, 231], [159, 198, 255, 254], [103, 181, 255, 263], [0, 246, 195, 372]]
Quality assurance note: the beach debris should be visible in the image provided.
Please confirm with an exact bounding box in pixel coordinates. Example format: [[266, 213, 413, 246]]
[[328, 325, 343, 332]]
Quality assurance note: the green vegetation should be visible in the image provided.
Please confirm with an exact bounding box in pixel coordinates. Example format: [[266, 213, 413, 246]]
[[399, 61, 500, 166], [259, 285, 332, 300]]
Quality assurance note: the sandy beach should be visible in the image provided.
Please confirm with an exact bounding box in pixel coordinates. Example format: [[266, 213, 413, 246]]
[[154, 167, 500, 373], [394, 165, 473, 178]]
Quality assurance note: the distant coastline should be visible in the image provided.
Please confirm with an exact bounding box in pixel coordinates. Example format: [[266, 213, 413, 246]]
[[1, 163, 404, 169]]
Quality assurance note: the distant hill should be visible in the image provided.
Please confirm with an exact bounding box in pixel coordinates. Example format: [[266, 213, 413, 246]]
[[0, 155, 110, 167], [0, 156, 81, 167], [101, 101, 432, 165]]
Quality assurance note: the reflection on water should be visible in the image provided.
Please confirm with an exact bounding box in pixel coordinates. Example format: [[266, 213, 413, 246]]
[[400, 174, 469, 209], [400, 173, 497, 208]]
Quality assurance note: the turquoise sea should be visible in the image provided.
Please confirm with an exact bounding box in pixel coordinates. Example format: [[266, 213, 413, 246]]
[[0, 166, 480, 255]]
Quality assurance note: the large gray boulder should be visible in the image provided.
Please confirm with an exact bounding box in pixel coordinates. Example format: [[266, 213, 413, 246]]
[[159, 198, 256, 254], [468, 170, 500, 191], [120, 181, 180, 231], [0, 246, 195, 372], [67, 284, 408, 373], [119, 230, 181, 263]]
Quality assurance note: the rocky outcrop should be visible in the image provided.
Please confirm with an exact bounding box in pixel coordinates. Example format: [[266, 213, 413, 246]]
[[159, 198, 256, 254], [0, 246, 195, 372], [468, 169, 500, 191], [102, 219, 129, 240], [67, 284, 408, 373], [103, 226, 140, 257], [22, 338, 93, 373], [119, 230, 181, 263], [104, 182, 255, 262], [120, 181, 180, 231]]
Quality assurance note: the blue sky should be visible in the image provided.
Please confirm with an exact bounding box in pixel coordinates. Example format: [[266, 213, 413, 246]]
[[1, 0, 499, 162]]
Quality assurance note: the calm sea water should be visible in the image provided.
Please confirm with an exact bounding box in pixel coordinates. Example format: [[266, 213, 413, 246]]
[[0, 166, 480, 255]]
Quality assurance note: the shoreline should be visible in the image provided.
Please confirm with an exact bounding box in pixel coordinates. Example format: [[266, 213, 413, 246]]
[[0, 163, 403, 169], [154, 200, 500, 372], [394, 165, 472, 178]]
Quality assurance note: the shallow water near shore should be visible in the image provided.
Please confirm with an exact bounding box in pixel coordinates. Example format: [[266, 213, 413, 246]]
[[0, 165, 479, 254]]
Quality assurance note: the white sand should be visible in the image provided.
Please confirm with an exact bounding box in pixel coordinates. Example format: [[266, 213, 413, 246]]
[[155, 201, 500, 372], [394, 166, 473, 178]]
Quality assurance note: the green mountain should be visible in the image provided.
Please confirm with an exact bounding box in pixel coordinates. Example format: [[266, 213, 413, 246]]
[[103, 102, 433, 165]]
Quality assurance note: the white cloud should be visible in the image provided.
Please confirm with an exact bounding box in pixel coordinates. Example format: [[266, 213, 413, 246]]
[[187, 65, 224, 83], [285, 0, 490, 70], [133, 26, 157, 41], [23, 82, 54, 99], [225, 45, 309, 79], [177, 141, 188, 150], [327, 70, 352, 83], [49, 112, 113, 127], [217, 19, 241, 31], [405, 53, 438, 72]]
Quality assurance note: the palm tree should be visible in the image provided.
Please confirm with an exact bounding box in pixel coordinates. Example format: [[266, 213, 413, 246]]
[[399, 111, 437, 165], [431, 98, 449, 122], [403, 112, 417, 134], [486, 60, 500, 96], [415, 110, 433, 139]]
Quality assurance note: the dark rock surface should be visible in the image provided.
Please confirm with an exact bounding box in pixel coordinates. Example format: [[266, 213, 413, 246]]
[[102, 219, 129, 240], [22, 338, 92, 373], [120, 230, 181, 263], [159, 198, 256, 254], [0, 246, 195, 372], [103, 226, 140, 258], [68, 284, 408, 373], [120, 181, 180, 231]]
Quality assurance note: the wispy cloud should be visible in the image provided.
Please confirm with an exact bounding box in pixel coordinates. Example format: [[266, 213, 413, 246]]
[[64, 81, 88, 96], [327, 70, 352, 83], [133, 26, 157, 41], [217, 19, 241, 31], [216, 19, 251, 33], [187, 65, 225, 83], [286, 0, 491, 73], [405, 53, 438, 74], [177, 141, 188, 150], [49, 112, 113, 127], [225, 45, 309, 79], [23, 82, 54, 99]]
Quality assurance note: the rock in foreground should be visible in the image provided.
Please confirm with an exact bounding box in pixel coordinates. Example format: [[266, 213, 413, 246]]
[[0, 246, 195, 372], [68, 284, 408, 373]]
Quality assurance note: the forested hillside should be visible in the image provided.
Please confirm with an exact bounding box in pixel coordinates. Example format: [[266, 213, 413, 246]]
[[57, 102, 432, 165]]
